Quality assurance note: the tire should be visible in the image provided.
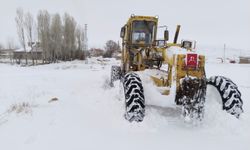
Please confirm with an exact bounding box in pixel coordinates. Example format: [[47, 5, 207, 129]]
[[207, 76, 243, 118], [110, 65, 121, 87], [123, 72, 145, 122], [176, 77, 207, 121]]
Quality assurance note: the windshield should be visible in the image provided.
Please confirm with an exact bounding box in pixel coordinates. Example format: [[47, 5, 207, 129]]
[[132, 21, 155, 44]]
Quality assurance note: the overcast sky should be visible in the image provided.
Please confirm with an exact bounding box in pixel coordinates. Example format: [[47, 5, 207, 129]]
[[0, 0, 249, 50]]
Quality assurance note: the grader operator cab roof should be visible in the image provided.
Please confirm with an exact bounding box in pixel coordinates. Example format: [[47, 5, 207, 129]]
[[126, 15, 158, 23]]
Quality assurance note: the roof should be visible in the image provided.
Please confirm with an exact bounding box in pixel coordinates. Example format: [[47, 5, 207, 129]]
[[14, 42, 43, 53], [15, 47, 32, 52]]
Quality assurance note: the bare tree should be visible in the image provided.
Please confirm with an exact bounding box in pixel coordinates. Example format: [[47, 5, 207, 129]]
[[5, 38, 18, 63], [15, 8, 27, 64], [24, 12, 35, 64], [11, 9, 87, 64], [37, 10, 51, 63], [50, 13, 63, 62], [75, 26, 82, 51], [75, 25, 86, 59], [103, 40, 121, 58], [63, 13, 76, 60]]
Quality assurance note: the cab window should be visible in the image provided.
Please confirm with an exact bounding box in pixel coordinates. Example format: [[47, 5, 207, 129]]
[[132, 21, 155, 44]]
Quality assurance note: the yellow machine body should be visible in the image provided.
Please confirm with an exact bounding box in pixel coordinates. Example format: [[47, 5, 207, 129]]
[[120, 15, 206, 95]]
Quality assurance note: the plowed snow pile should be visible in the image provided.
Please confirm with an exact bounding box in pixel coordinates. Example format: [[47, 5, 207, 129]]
[[0, 58, 249, 150]]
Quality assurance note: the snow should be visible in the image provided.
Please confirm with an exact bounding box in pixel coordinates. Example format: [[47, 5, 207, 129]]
[[0, 57, 250, 150]]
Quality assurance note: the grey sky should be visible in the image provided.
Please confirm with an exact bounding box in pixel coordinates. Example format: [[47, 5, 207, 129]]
[[0, 0, 249, 50]]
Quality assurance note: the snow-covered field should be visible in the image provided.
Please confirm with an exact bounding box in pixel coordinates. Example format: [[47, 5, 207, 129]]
[[0, 57, 249, 150]]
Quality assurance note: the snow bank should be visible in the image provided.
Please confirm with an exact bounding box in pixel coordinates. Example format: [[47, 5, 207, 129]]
[[0, 58, 249, 150]]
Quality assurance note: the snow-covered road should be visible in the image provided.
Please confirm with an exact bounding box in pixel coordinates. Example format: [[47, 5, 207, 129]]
[[0, 59, 249, 150]]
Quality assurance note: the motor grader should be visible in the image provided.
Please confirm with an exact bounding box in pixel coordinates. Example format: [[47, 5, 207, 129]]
[[111, 15, 243, 122]]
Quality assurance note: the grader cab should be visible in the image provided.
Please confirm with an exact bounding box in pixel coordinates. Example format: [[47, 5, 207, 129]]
[[111, 15, 243, 122]]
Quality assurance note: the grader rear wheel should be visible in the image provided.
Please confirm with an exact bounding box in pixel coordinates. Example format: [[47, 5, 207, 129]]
[[110, 65, 121, 87]]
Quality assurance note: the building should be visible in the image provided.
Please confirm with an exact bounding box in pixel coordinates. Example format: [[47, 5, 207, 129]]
[[13, 42, 43, 64], [0, 49, 14, 59], [239, 56, 250, 64]]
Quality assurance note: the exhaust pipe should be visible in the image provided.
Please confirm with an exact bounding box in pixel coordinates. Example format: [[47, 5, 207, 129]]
[[173, 25, 181, 44]]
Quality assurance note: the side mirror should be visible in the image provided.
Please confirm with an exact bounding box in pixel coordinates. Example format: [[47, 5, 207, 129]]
[[164, 30, 169, 41], [120, 27, 125, 38]]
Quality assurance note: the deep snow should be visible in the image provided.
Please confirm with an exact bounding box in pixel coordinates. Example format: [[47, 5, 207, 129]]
[[0, 57, 249, 150]]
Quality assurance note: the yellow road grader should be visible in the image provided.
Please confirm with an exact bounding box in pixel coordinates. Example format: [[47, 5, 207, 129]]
[[111, 15, 243, 122]]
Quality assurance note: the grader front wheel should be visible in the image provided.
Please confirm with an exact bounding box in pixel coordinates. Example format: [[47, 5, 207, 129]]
[[123, 72, 145, 122], [176, 77, 207, 121]]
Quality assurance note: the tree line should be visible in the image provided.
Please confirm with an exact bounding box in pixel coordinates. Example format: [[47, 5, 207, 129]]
[[15, 8, 86, 65]]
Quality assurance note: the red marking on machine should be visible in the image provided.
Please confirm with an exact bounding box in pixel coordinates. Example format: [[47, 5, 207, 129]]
[[186, 53, 198, 68]]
